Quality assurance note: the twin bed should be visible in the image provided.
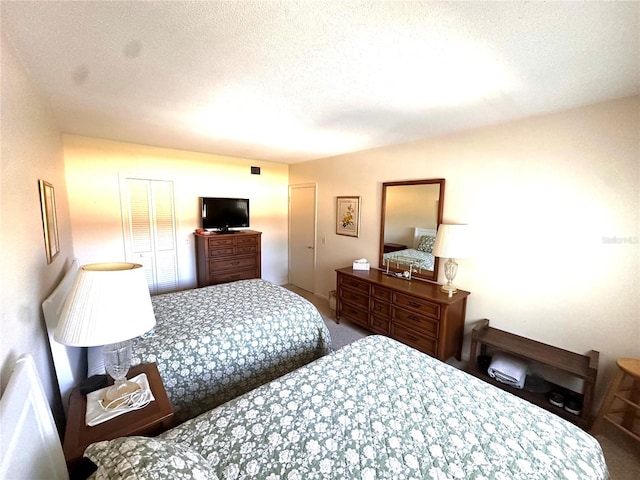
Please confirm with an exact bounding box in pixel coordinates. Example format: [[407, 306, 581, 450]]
[[44, 259, 332, 423], [6, 337, 607, 479], [30, 259, 608, 479], [383, 227, 437, 273]]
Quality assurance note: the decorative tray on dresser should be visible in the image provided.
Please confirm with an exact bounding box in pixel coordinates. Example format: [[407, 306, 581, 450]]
[[335, 267, 470, 361]]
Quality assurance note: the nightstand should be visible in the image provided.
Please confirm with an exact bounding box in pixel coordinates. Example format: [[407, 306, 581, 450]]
[[383, 243, 407, 253], [63, 363, 174, 474]]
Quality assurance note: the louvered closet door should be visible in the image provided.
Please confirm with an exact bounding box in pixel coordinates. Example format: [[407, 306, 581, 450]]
[[123, 178, 178, 294]]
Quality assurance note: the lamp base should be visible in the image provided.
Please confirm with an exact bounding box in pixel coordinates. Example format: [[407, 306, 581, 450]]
[[440, 283, 458, 295], [102, 380, 141, 409]]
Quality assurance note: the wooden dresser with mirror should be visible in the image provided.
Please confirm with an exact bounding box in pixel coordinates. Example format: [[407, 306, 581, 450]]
[[336, 178, 470, 361], [336, 267, 469, 361]]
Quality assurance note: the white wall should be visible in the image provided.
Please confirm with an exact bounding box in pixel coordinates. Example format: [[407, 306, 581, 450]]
[[62, 135, 290, 287], [0, 39, 75, 428], [290, 96, 640, 408]]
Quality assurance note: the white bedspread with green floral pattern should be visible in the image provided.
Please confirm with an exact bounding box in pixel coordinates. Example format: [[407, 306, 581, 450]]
[[131, 279, 332, 424], [88, 335, 607, 479]]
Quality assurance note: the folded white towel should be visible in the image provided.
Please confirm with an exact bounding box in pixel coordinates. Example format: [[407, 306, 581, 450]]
[[488, 352, 528, 389], [85, 373, 155, 426]]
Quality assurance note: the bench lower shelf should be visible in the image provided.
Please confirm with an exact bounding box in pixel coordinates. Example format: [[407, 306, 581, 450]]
[[469, 319, 598, 431], [465, 365, 591, 429]]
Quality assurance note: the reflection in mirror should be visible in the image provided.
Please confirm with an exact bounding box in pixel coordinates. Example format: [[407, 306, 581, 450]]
[[379, 179, 445, 283]]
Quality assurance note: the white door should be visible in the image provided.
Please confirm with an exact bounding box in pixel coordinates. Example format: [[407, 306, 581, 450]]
[[122, 178, 178, 295], [289, 184, 316, 292]]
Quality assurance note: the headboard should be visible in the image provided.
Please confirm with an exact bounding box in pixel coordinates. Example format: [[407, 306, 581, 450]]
[[0, 354, 68, 479], [42, 258, 86, 414], [412, 227, 437, 249]]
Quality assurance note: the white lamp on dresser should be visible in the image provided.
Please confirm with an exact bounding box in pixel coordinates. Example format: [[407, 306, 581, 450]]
[[54, 262, 156, 404], [433, 224, 471, 295]]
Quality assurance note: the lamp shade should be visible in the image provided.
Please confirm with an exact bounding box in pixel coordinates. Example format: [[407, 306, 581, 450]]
[[54, 262, 156, 347], [432, 224, 471, 259]]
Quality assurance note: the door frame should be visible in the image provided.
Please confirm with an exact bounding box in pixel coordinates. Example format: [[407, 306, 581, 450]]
[[288, 183, 317, 293]]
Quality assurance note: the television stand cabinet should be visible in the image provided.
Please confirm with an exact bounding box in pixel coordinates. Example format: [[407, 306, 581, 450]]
[[468, 319, 598, 429], [195, 230, 261, 287]]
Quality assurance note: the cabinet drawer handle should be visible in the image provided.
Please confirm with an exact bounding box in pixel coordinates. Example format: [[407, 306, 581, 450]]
[[231, 261, 240, 266], [408, 301, 421, 308], [406, 334, 418, 341], [408, 315, 419, 322]]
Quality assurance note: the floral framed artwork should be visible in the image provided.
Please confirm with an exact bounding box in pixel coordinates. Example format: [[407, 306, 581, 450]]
[[336, 196, 361, 237], [38, 179, 60, 264]]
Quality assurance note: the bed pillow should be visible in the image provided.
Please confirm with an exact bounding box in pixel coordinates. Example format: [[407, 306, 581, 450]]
[[416, 235, 435, 253], [85, 436, 213, 480]]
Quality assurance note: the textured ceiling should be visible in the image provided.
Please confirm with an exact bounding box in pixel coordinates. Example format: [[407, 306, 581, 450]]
[[2, 1, 638, 163]]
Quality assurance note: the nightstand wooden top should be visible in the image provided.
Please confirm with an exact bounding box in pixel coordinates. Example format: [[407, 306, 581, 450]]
[[63, 362, 174, 465]]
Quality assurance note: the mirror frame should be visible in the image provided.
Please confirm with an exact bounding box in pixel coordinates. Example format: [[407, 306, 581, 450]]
[[379, 179, 446, 283]]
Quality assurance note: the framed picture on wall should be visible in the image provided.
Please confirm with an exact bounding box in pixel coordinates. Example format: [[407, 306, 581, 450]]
[[38, 179, 60, 264], [336, 196, 361, 237]]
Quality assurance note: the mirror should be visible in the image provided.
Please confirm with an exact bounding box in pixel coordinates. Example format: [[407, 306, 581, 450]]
[[379, 179, 445, 282]]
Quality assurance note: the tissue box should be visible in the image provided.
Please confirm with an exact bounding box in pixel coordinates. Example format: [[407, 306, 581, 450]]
[[352, 261, 370, 271]]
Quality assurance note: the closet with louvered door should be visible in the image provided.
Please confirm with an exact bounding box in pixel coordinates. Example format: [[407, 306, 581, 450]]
[[121, 178, 179, 294]]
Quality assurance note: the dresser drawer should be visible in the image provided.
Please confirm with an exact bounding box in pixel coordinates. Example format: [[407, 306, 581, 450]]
[[392, 306, 439, 338], [209, 247, 235, 256], [210, 268, 257, 284], [237, 236, 257, 247], [209, 255, 256, 272], [339, 286, 369, 309], [371, 299, 390, 317], [391, 324, 437, 356], [207, 237, 234, 248], [370, 314, 390, 335], [339, 302, 368, 328], [372, 286, 391, 302], [338, 274, 370, 295], [393, 292, 440, 320]]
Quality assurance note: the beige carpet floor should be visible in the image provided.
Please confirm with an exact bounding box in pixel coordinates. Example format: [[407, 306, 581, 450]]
[[286, 285, 640, 480]]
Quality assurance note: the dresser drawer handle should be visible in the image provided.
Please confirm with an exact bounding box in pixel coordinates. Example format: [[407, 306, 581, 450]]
[[408, 301, 421, 308], [408, 315, 419, 322], [230, 261, 240, 266], [406, 334, 418, 342]]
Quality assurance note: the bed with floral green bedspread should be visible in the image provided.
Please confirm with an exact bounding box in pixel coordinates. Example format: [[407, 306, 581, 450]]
[[130, 279, 332, 424], [87, 335, 608, 479]]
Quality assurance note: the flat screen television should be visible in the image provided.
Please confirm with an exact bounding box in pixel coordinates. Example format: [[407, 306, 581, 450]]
[[201, 197, 250, 233]]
